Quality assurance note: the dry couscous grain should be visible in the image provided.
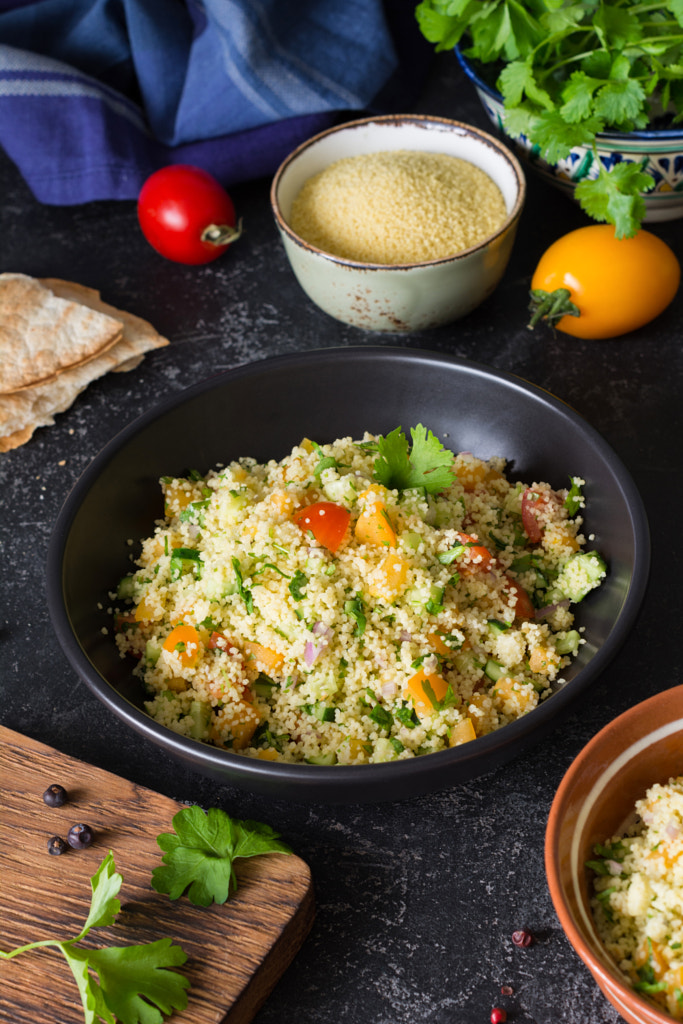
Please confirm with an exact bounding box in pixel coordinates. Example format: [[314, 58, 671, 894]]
[[590, 777, 683, 1019], [288, 150, 507, 264], [110, 428, 606, 766]]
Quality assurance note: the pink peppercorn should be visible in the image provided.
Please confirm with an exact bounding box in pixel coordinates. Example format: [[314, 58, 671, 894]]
[[511, 928, 533, 947], [491, 1009, 507, 1024]]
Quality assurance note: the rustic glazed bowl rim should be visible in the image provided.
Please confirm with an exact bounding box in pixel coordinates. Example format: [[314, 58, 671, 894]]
[[456, 47, 683, 142], [270, 113, 526, 271], [546, 686, 683, 1024]]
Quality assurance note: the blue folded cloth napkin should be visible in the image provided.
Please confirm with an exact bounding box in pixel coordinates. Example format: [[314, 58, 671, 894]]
[[0, 0, 431, 204]]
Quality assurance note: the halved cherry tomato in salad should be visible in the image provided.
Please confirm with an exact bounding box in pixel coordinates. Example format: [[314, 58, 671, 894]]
[[529, 225, 680, 339], [456, 532, 494, 575], [137, 164, 241, 265], [504, 577, 535, 621], [292, 501, 351, 553], [521, 488, 549, 545]]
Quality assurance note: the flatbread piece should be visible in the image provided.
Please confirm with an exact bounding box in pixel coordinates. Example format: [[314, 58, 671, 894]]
[[0, 277, 169, 450], [0, 274, 123, 393]]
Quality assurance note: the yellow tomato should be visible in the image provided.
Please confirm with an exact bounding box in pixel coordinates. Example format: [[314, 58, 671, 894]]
[[530, 225, 680, 339]]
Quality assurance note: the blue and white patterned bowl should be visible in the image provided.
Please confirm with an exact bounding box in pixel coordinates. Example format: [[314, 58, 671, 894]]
[[456, 49, 683, 222]]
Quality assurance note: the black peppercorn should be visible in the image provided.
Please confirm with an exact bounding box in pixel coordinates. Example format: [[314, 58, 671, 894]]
[[43, 784, 68, 807], [67, 824, 94, 850]]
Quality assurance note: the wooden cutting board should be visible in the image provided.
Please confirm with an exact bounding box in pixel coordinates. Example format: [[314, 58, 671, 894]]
[[0, 726, 315, 1024]]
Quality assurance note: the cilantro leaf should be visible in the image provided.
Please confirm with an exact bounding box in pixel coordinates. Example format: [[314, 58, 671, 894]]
[[575, 161, 653, 238], [498, 58, 554, 110], [530, 111, 604, 163], [152, 805, 291, 907], [288, 569, 308, 601], [373, 425, 455, 494]]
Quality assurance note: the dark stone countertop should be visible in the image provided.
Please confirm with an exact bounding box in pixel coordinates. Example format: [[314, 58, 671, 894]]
[[1, 53, 682, 1024]]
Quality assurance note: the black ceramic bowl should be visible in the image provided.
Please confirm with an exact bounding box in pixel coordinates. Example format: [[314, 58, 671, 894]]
[[47, 348, 650, 803]]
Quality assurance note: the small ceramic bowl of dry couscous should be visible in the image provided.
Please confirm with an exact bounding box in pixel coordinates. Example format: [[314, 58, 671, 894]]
[[270, 114, 525, 332], [546, 685, 683, 1024]]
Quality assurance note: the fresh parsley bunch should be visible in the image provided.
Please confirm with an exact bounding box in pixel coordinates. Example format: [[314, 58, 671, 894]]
[[415, 0, 683, 236]]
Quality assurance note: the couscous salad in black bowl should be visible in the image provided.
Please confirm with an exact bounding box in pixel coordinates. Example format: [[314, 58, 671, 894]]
[[47, 347, 650, 802]]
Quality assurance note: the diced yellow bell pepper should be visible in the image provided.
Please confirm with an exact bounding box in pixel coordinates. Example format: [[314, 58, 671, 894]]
[[256, 748, 280, 761], [162, 479, 201, 515], [134, 594, 163, 623], [449, 718, 476, 746], [426, 632, 454, 659], [355, 500, 397, 547], [242, 641, 284, 676], [367, 553, 409, 601], [211, 700, 261, 750], [406, 667, 449, 713], [163, 623, 202, 669]]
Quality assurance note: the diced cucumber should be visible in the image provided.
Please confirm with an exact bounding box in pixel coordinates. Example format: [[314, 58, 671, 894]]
[[303, 701, 336, 723], [220, 487, 250, 522], [145, 639, 162, 666], [116, 575, 137, 600], [484, 658, 506, 682], [401, 531, 423, 552], [555, 629, 581, 655], [253, 674, 277, 699], [322, 474, 361, 506], [551, 551, 607, 603], [305, 752, 337, 765], [187, 700, 211, 739]]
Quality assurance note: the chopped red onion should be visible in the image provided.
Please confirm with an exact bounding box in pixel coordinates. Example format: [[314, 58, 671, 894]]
[[534, 600, 570, 620], [304, 622, 333, 667], [399, 630, 412, 642]]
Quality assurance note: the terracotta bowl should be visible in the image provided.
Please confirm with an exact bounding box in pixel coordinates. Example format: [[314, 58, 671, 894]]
[[546, 685, 683, 1024]]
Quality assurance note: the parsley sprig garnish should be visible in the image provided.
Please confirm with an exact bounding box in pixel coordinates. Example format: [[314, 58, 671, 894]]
[[151, 806, 291, 907], [415, 0, 683, 236], [373, 424, 455, 494], [0, 852, 189, 1024]]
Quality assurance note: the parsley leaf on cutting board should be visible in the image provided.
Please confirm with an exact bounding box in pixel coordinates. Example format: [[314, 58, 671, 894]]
[[151, 805, 292, 907], [0, 851, 189, 1024]]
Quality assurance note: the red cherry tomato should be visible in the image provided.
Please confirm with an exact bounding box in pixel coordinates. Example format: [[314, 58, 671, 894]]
[[137, 164, 241, 265], [504, 577, 535, 621], [455, 532, 494, 575], [292, 501, 351, 553], [521, 488, 549, 544]]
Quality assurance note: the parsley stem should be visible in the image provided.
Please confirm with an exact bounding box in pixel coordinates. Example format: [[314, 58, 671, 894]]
[[0, 938, 62, 958]]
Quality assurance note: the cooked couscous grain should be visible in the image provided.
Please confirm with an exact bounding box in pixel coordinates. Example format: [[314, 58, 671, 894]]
[[590, 777, 683, 1018], [110, 427, 605, 766], [288, 150, 507, 264]]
